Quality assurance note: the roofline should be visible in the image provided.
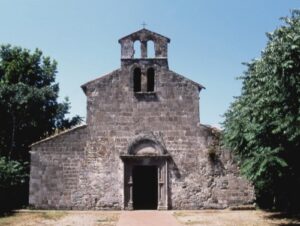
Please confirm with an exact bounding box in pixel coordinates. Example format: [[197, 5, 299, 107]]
[[30, 124, 87, 147], [168, 70, 205, 91], [81, 69, 205, 94], [200, 124, 222, 132], [81, 69, 120, 94], [118, 28, 170, 43]]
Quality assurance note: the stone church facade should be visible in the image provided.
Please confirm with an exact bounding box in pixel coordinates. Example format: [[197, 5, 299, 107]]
[[29, 29, 254, 210]]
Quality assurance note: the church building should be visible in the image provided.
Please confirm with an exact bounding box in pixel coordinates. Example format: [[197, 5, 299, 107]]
[[29, 29, 254, 210]]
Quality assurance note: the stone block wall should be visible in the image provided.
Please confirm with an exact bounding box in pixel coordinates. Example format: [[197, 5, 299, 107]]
[[166, 125, 254, 209], [30, 51, 255, 209], [29, 125, 88, 209]]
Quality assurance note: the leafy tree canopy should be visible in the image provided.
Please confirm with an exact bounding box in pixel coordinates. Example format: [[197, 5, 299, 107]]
[[223, 10, 300, 211], [0, 45, 82, 160]]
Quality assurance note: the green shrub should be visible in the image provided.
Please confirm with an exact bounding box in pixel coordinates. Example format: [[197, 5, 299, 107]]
[[0, 157, 27, 188], [0, 156, 28, 211]]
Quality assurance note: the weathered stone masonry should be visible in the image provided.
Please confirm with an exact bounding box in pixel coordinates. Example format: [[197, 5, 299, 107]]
[[29, 29, 254, 210]]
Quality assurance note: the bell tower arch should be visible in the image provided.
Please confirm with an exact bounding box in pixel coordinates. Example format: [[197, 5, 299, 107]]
[[118, 29, 170, 94], [118, 28, 170, 60]]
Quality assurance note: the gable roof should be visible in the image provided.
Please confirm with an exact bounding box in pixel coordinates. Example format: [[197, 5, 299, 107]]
[[81, 69, 120, 94], [81, 68, 205, 95], [118, 28, 170, 43], [30, 124, 87, 147], [168, 70, 205, 91]]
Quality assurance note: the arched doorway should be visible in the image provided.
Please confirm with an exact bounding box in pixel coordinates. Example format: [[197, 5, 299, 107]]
[[120, 138, 169, 210]]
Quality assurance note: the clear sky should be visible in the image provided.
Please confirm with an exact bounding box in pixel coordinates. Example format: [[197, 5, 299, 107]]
[[0, 0, 299, 127]]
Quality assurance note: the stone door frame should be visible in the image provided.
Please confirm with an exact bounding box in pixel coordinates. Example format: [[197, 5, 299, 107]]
[[121, 155, 169, 210]]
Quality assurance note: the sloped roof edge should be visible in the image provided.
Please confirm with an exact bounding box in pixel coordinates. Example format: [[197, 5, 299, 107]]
[[200, 124, 222, 132], [81, 69, 120, 94], [30, 124, 87, 148], [169, 70, 205, 90], [118, 28, 170, 43], [81, 69, 204, 93]]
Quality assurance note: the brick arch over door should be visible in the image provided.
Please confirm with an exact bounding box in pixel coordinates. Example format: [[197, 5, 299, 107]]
[[127, 137, 166, 156]]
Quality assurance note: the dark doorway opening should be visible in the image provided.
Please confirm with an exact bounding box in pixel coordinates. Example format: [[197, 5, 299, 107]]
[[133, 165, 158, 210]]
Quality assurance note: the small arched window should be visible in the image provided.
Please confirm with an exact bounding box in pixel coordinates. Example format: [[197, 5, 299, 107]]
[[147, 68, 155, 92], [134, 67, 141, 92]]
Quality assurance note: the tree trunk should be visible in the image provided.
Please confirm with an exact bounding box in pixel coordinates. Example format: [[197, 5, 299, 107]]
[[9, 112, 16, 159]]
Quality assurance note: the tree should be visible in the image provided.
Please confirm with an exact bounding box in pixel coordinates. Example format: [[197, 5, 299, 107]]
[[0, 156, 28, 211], [0, 45, 82, 161], [223, 10, 300, 211], [0, 45, 82, 211]]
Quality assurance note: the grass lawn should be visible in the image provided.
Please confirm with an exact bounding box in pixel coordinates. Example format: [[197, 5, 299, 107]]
[[173, 210, 300, 226], [0, 210, 120, 226]]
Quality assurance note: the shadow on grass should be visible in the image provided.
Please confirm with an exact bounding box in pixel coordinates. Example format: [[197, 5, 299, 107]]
[[265, 212, 300, 226], [0, 183, 29, 217], [0, 210, 16, 218]]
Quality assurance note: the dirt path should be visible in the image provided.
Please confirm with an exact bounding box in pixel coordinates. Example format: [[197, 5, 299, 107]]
[[116, 211, 182, 226]]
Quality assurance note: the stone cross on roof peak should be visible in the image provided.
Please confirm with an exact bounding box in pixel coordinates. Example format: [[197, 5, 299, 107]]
[[141, 22, 147, 29]]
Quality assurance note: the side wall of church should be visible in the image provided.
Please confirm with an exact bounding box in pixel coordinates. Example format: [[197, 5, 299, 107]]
[[29, 126, 88, 209], [166, 126, 254, 209]]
